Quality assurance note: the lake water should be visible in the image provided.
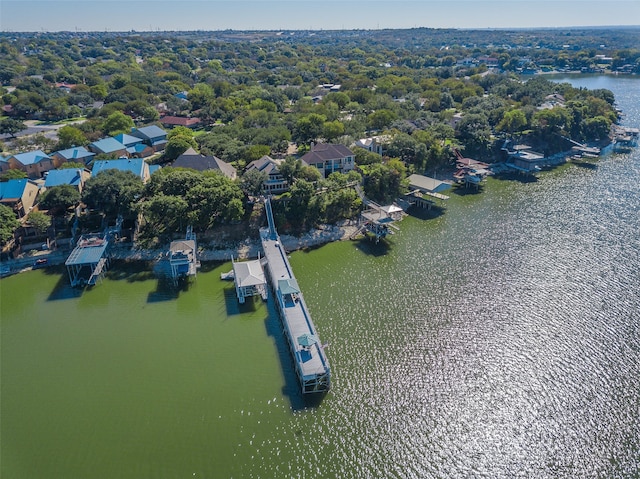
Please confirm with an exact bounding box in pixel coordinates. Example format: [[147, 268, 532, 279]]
[[2, 75, 639, 478]]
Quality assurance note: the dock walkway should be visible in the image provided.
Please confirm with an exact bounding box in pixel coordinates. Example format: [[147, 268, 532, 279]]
[[260, 198, 330, 394]]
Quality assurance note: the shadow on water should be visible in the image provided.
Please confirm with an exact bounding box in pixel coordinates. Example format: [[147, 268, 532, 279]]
[[147, 276, 181, 303], [262, 294, 326, 411], [407, 204, 446, 220], [571, 160, 599, 170], [493, 171, 539, 184], [107, 261, 155, 283], [452, 184, 484, 196], [354, 237, 392, 257], [47, 272, 84, 301], [223, 287, 261, 316]]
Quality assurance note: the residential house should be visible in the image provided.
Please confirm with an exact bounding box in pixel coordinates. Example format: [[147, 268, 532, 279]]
[[7, 150, 57, 178], [355, 136, 389, 156], [0, 178, 40, 218], [160, 116, 202, 129], [301, 143, 355, 178], [173, 147, 237, 179], [0, 156, 9, 174], [245, 156, 288, 194], [130, 125, 168, 152], [44, 168, 91, 193], [113, 133, 144, 148], [88, 137, 128, 157], [51, 146, 96, 166], [92, 158, 150, 183]]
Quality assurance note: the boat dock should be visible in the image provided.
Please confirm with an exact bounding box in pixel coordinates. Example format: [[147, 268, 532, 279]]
[[65, 234, 110, 286], [260, 198, 331, 394], [168, 226, 200, 286]]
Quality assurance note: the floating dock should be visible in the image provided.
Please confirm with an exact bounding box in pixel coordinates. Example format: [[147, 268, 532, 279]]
[[260, 198, 331, 394]]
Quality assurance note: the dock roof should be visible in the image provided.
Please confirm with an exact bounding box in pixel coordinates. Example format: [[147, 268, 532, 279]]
[[65, 236, 109, 266], [233, 259, 266, 288], [407, 174, 452, 194]]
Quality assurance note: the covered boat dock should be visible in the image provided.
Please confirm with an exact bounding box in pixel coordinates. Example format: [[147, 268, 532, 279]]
[[65, 234, 110, 286]]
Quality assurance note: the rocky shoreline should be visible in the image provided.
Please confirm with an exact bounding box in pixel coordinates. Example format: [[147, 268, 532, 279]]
[[1, 221, 361, 278]]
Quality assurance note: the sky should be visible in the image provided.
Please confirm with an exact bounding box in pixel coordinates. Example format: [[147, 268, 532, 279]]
[[1, 0, 639, 32]]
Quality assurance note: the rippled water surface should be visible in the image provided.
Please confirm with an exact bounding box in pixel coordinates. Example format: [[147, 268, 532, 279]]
[[2, 76, 639, 478]]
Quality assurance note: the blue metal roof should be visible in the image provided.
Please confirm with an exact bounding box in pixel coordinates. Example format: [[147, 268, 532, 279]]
[[53, 146, 95, 161], [90, 137, 126, 154], [126, 143, 149, 155], [10, 150, 50, 165], [148, 165, 162, 175], [92, 158, 145, 179], [0, 179, 29, 200], [131, 125, 167, 140], [113, 133, 143, 147], [44, 169, 86, 188]]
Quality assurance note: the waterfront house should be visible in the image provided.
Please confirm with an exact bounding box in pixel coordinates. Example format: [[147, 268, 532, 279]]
[[88, 138, 128, 158], [92, 158, 150, 183], [245, 156, 289, 194], [301, 143, 355, 178], [44, 168, 91, 193], [173, 147, 237, 179], [7, 150, 57, 178], [0, 178, 40, 218], [130, 125, 168, 152], [51, 146, 95, 166]]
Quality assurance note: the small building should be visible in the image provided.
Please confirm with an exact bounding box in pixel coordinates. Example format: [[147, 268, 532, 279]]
[[51, 146, 96, 166], [92, 158, 150, 183], [7, 150, 57, 178], [301, 143, 355, 178], [130, 125, 168, 152], [44, 168, 91, 192], [245, 155, 288, 194], [232, 258, 268, 304], [0, 156, 10, 174], [88, 138, 128, 157], [0, 178, 40, 218], [173, 147, 237, 179], [126, 143, 155, 158], [160, 116, 202, 129]]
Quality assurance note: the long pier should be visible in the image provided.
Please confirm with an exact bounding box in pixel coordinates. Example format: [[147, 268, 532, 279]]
[[260, 198, 331, 394]]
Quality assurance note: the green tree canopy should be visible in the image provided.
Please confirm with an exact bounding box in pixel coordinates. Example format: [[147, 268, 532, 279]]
[[39, 184, 81, 215], [26, 210, 51, 235], [0, 204, 19, 245], [0, 119, 27, 138], [101, 111, 134, 136], [0, 169, 28, 181], [57, 125, 88, 149], [82, 169, 143, 217]]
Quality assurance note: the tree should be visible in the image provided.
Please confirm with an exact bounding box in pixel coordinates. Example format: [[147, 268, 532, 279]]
[[39, 185, 81, 215], [0, 204, 19, 245], [322, 120, 345, 141], [101, 111, 134, 136], [165, 135, 197, 161], [293, 113, 326, 144], [59, 162, 86, 170], [82, 169, 143, 217], [26, 211, 51, 235], [57, 125, 88, 149], [367, 109, 397, 130], [0, 169, 27, 181], [141, 194, 188, 234], [496, 109, 528, 134], [240, 168, 268, 197], [0, 119, 27, 138]]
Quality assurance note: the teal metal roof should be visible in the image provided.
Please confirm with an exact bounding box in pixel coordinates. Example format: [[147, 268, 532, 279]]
[[92, 158, 145, 179], [113, 133, 143, 147], [10, 150, 50, 166], [53, 146, 94, 161], [90, 138, 126, 154], [44, 169, 86, 188], [0, 178, 29, 200]]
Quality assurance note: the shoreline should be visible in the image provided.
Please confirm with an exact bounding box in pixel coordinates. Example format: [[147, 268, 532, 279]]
[[0, 221, 361, 278]]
